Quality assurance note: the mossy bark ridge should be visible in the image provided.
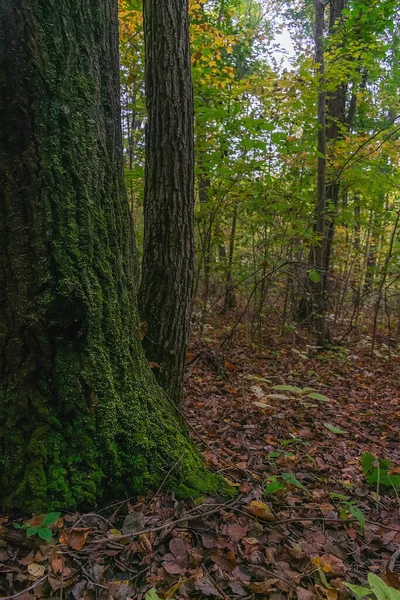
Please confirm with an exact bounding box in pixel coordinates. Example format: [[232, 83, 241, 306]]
[[0, 0, 225, 514]]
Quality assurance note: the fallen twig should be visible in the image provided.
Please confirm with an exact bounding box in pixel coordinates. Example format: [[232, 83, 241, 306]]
[[0, 576, 47, 600]]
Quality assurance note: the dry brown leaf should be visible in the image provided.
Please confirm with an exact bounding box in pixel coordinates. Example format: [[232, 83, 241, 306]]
[[297, 587, 317, 600], [244, 537, 259, 545], [224, 360, 238, 371], [250, 384, 266, 399], [226, 523, 248, 542], [26, 514, 46, 527], [27, 563, 45, 578], [247, 580, 279, 593], [64, 528, 91, 550], [19, 551, 35, 566], [246, 501, 275, 521], [51, 558, 64, 574], [313, 554, 347, 577]]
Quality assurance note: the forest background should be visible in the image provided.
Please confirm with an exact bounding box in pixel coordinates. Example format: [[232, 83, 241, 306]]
[[120, 0, 400, 355]]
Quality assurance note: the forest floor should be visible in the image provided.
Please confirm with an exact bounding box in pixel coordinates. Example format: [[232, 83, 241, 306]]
[[1, 313, 399, 600]]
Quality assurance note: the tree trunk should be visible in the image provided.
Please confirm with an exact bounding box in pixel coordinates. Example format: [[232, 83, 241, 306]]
[[138, 0, 195, 405], [308, 0, 331, 346], [0, 0, 222, 514], [224, 204, 238, 311]]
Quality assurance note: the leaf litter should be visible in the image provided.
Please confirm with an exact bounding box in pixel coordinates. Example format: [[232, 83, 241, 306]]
[[1, 319, 400, 599]]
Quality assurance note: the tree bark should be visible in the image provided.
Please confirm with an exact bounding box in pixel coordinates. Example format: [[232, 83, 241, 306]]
[[224, 204, 238, 311], [138, 0, 195, 405], [0, 0, 222, 514], [308, 0, 331, 346]]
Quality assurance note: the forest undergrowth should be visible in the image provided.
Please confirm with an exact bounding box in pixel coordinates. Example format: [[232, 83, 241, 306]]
[[1, 311, 399, 600]]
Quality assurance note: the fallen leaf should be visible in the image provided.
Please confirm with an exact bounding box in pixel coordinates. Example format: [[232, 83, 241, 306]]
[[313, 554, 347, 577], [63, 528, 91, 550], [297, 587, 317, 600], [194, 576, 223, 597], [19, 551, 35, 566], [51, 557, 64, 574], [211, 552, 236, 572], [169, 538, 188, 563], [226, 523, 248, 542], [250, 384, 266, 399], [27, 563, 46, 577], [247, 501, 275, 521]]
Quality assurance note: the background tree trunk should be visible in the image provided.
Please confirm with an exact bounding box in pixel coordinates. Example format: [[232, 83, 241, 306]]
[[306, 0, 331, 346], [0, 0, 222, 514], [139, 0, 195, 405]]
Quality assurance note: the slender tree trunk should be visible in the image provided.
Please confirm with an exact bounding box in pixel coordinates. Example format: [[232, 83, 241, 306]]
[[371, 210, 400, 355], [308, 0, 330, 346], [0, 0, 222, 514], [322, 0, 346, 292], [199, 174, 212, 315], [364, 198, 384, 293], [224, 204, 238, 311], [139, 0, 195, 404]]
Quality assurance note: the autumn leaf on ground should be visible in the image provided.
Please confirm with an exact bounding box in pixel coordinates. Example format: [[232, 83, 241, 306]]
[[246, 501, 275, 521], [59, 528, 91, 550]]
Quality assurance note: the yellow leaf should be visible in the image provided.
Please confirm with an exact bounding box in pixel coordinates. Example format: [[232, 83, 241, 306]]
[[28, 563, 46, 578], [246, 501, 275, 521]]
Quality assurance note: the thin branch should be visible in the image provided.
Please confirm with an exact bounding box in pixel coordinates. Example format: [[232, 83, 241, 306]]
[[0, 576, 47, 600]]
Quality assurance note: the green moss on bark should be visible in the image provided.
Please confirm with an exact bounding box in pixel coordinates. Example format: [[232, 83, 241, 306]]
[[0, 0, 231, 514]]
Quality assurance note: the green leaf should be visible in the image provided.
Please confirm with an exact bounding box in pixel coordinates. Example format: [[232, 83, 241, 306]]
[[324, 423, 346, 434], [145, 589, 163, 600], [124, 165, 144, 181], [281, 472, 308, 491], [13, 523, 22, 529], [271, 131, 287, 144], [360, 452, 377, 475], [38, 526, 53, 541], [26, 526, 39, 537], [305, 453, 317, 467], [307, 392, 330, 402], [42, 512, 61, 526], [330, 492, 350, 501], [265, 479, 285, 495], [281, 438, 307, 447], [361, 453, 400, 488], [368, 573, 400, 600], [309, 269, 321, 283], [272, 385, 303, 394], [318, 568, 333, 589], [343, 582, 372, 598], [348, 505, 365, 530]]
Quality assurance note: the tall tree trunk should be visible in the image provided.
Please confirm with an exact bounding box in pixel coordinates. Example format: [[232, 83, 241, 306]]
[[322, 0, 346, 292], [0, 0, 222, 514], [308, 0, 330, 346], [139, 0, 195, 405]]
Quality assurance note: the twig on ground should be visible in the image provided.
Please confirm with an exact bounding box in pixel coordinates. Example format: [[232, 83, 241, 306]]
[[389, 545, 400, 571], [89, 500, 238, 546], [153, 453, 185, 498], [71, 513, 114, 531], [0, 576, 47, 600]]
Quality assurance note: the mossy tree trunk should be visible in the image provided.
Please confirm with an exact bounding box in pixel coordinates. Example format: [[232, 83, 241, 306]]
[[138, 0, 194, 405], [0, 0, 222, 515]]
